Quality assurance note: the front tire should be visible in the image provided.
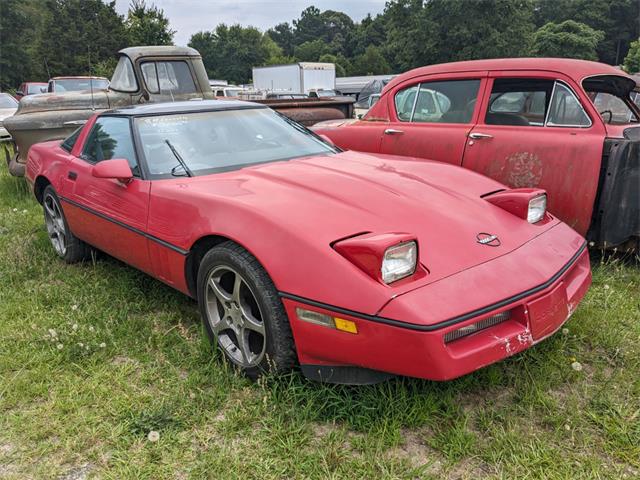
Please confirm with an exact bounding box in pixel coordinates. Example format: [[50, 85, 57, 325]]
[[197, 242, 297, 379], [42, 185, 91, 263]]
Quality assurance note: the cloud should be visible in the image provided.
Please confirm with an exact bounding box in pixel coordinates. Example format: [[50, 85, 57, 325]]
[[114, 0, 387, 45]]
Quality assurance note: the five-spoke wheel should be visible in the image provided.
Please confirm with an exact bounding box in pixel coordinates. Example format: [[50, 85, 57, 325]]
[[197, 241, 296, 379], [205, 265, 266, 368]]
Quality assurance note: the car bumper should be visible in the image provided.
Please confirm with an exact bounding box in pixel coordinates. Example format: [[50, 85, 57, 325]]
[[282, 226, 591, 382]]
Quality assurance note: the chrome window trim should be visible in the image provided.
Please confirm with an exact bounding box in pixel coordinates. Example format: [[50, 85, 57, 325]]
[[545, 81, 592, 129]]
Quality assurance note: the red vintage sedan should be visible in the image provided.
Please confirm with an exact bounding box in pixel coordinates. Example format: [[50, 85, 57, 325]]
[[26, 100, 591, 384], [314, 58, 640, 250]]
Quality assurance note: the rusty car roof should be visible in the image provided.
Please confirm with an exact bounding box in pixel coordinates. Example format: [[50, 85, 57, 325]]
[[385, 57, 632, 91], [119, 46, 201, 61]]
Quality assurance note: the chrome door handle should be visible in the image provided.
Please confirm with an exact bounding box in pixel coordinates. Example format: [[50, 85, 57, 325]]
[[384, 128, 404, 135], [468, 132, 493, 140]]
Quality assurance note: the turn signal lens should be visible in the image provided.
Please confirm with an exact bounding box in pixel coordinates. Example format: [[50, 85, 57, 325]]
[[381, 241, 417, 284], [528, 194, 547, 223], [334, 317, 358, 334], [296, 308, 358, 334]]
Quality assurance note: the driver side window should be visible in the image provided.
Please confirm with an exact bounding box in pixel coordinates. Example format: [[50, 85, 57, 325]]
[[81, 117, 140, 176]]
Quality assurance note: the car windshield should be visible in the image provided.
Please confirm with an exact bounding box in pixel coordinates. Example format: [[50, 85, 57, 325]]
[[225, 89, 243, 96], [27, 84, 47, 95], [316, 90, 336, 97], [135, 107, 337, 177], [54, 78, 109, 92], [0, 94, 18, 108]]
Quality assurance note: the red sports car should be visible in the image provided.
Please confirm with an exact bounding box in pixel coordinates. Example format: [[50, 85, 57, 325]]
[[26, 100, 591, 384]]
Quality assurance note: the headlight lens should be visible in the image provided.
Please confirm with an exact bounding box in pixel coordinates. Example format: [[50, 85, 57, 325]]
[[381, 241, 417, 284], [527, 194, 547, 223]]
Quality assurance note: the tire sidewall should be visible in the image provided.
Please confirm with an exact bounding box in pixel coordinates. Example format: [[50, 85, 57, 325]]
[[197, 244, 284, 378]]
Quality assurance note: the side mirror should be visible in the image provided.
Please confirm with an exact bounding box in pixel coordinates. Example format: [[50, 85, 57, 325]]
[[318, 134, 335, 147], [92, 158, 133, 184]]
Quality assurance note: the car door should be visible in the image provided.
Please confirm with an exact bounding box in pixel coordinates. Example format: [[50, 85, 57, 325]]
[[379, 72, 488, 165], [61, 115, 153, 274], [139, 59, 203, 102], [462, 72, 606, 236]]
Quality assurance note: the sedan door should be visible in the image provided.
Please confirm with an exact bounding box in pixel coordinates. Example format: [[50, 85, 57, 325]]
[[61, 115, 153, 274], [379, 73, 488, 166], [462, 72, 606, 236]]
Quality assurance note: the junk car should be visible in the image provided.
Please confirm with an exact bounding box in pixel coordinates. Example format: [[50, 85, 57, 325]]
[[314, 58, 640, 249]]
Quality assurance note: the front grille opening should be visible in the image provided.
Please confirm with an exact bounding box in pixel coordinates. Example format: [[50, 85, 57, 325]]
[[444, 310, 511, 343]]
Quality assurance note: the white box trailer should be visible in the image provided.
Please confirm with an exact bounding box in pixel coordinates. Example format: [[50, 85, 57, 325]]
[[252, 63, 335, 94]]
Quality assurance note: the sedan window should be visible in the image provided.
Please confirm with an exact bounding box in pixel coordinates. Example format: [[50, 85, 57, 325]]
[[81, 117, 139, 175], [487, 78, 554, 126], [394, 80, 480, 123], [546, 83, 591, 127]]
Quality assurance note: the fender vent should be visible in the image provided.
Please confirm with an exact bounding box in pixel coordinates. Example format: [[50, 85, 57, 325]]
[[444, 310, 511, 343]]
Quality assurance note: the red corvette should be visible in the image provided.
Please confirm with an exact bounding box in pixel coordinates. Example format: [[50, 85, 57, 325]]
[[26, 100, 591, 384]]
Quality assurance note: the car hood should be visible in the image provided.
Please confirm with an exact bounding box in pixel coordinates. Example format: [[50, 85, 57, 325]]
[[0, 108, 17, 122], [15, 90, 110, 115], [178, 151, 561, 287]]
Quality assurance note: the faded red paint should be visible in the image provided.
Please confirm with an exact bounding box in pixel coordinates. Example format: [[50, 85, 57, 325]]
[[314, 58, 639, 239]]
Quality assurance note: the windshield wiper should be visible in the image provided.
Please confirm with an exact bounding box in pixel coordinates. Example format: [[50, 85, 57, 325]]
[[164, 139, 194, 177]]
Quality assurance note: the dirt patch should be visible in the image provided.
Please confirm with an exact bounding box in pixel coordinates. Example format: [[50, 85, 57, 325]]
[[58, 463, 93, 480]]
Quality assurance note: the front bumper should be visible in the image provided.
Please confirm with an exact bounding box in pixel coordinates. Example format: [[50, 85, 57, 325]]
[[283, 227, 591, 382]]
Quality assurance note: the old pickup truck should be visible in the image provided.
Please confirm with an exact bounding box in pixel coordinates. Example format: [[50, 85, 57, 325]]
[[5, 46, 353, 177], [314, 58, 640, 249]]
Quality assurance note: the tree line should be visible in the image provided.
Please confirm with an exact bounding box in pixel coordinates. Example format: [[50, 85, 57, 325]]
[[1, 0, 639, 91]]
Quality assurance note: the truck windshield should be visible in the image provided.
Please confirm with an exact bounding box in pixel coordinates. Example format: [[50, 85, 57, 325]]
[[135, 107, 337, 177], [53, 78, 109, 92]]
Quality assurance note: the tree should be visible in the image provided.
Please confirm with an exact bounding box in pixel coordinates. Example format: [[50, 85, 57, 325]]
[[623, 38, 640, 73], [293, 6, 325, 45], [350, 45, 391, 75], [36, 0, 128, 77], [294, 40, 327, 62], [0, 0, 38, 89], [189, 25, 281, 84], [532, 20, 604, 60], [534, 0, 639, 65], [126, 0, 175, 46], [267, 23, 295, 57], [318, 54, 346, 77]]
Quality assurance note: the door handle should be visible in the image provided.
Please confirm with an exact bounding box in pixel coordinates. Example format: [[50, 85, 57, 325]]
[[468, 132, 493, 140], [68, 171, 77, 181], [384, 128, 404, 135]]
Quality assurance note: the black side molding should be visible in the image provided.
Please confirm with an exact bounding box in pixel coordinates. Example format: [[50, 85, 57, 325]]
[[300, 364, 395, 385]]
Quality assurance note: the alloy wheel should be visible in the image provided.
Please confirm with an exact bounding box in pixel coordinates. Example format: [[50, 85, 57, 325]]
[[205, 265, 267, 367], [44, 193, 67, 256]]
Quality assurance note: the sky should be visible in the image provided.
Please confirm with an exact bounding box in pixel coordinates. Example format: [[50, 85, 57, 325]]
[[114, 0, 388, 46]]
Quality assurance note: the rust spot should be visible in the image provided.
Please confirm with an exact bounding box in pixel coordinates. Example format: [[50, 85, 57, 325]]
[[506, 152, 543, 187]]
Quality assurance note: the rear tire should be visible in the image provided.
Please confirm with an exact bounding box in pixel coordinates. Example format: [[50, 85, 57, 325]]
[[197, 241, 297, 379], [42, 185, 91, 263]]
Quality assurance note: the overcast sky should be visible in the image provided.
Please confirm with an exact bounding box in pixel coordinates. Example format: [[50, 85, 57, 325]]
[[114, 0, 388, 46]]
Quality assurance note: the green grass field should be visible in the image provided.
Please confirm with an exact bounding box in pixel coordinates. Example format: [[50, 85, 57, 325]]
[[0, 164, 638, 479]]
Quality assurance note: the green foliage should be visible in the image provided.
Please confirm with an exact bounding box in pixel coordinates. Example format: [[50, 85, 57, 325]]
[[623, 38, 640, 73], [294, 40, 328, 62], [532, 20, 605, 61], [534, 0, 639, 65], [188, 25, 279, 84], [0, 0, 47, 88], [125, 0, 175, 46], [350, 46, 391, 75], [37, 0, 128, 77]]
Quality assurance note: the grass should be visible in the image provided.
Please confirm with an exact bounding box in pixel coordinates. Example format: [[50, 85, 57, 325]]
[[0, 164, 638, 479]]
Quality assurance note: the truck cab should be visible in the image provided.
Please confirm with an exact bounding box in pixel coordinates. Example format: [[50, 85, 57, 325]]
[[5, 46, 214, 176]]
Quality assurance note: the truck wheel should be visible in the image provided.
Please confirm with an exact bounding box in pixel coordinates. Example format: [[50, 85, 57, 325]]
[[42, 186, 91, 263], [197, 241, 297, 379]]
